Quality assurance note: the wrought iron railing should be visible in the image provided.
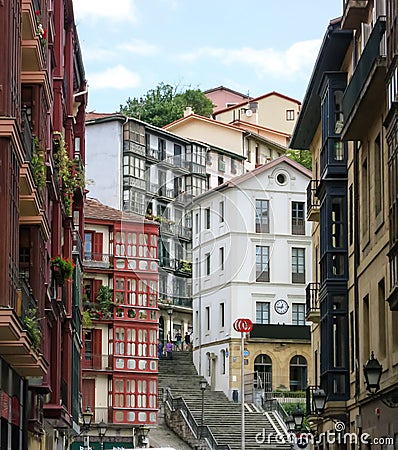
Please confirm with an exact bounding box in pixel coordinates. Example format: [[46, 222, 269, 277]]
[[306, 282, 320, 316], [165, 388, 231, 450], [306, 179, 320, 217], [83, 253, 113, 268]]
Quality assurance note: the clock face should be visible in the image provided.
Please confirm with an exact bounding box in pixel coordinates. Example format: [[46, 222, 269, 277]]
[[274, 299, 289, 315]]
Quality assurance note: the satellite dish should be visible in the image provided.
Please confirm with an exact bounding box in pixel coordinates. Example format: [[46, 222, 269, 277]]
[[245, 109, 253, 117]]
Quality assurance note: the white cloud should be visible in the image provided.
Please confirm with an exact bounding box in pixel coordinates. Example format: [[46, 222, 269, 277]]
[[118, 40, 158, 56], [176, 39, 322, 79], [73, 0, 138, 24], [88, 65, 141, 90]]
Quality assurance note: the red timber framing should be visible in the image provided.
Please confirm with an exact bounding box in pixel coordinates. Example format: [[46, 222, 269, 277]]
[[83, 198, 159, 430]]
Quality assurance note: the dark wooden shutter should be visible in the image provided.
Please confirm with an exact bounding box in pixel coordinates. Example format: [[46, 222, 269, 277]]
[[93, 232, 103, 261]]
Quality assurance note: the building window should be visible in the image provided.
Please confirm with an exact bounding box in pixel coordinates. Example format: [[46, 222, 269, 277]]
[[220, 247, 225, 271], [219, 201, 224, 222], [289, 356, 307, 391], [292, 303, 305, 325], [292, 248, 305, 284], [255, 199, 269, 233], [361, 156, 369, 237], [123, 154, 145, 179], [254, 354, 272, 391], [205, 253, 211, 276], [286, 109, 295, 121], [231, 158, 237, 174], [206, 306, 210, 330], [220, 350, 226, 374], [218, 155, 225, 172], [256, 302, 270, 324], [220, 303, 225, 328], [195, 212, 199, 234], [255, 146, 260, 165], [205, 208, 211, 229], [256, 246, 269, 282], [292, 201, 305, 235], [218, 176, 224, 185], [374, 134, 383, 217]]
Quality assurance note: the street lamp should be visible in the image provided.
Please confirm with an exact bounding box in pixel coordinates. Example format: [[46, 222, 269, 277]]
[[98, 420, 107, 450], [136, 425, 150, 448], [312, 388, 327, 415], [199, 379, 207, 437], [81, 407, 93, 450], [167, 306, 174, 343], [286, 415, 296, 432], [292, 405, 304, 430], [363, 352, 383, 394]]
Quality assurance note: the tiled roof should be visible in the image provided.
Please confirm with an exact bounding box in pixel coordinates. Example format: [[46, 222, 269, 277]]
[[192, 155, 311, 203], [85, 198, 156, 224], [214, 91, 301, 116]]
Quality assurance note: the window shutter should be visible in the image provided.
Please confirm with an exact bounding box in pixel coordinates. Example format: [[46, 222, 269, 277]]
[[92, 280, 102, 302], [93, 233, 103, 261]]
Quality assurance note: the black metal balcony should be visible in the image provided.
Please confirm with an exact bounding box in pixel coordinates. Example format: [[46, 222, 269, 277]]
[[342, 16, 387, 140], [249, 324, 311, 341], [341, 0, 369, 30], [306, 180, 320, 221], [306, 282, 320, 322]]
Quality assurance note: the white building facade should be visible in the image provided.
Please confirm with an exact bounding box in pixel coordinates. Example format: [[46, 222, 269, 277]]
[[191, 156, 313, 399]]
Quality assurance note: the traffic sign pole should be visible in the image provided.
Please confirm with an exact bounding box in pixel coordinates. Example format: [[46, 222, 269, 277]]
[[233, 318, 253, 450]]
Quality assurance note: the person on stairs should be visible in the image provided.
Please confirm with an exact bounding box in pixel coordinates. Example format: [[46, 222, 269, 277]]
[[166, 340, 173, 359]]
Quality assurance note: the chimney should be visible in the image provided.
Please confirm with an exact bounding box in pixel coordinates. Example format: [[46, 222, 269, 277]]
[[184, 106, 193, 117]]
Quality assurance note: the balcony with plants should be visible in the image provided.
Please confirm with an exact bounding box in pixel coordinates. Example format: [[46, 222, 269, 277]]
[[84, 285, 114, 321]]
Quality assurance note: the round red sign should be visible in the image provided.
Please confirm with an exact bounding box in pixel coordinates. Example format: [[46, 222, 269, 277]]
[[233, 318, 253, 333]]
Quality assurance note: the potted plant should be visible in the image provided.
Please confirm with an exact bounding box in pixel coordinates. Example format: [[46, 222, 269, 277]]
[[23, 307, 42, 349], [51, 255, 76, 285]]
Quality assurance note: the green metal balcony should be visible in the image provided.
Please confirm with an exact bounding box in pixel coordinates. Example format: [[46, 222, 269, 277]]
[[342, 16, 387, 140]]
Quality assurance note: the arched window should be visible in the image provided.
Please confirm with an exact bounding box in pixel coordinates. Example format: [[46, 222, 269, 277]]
[[254, 354, 272, 392], [290, 355, 308, 391]]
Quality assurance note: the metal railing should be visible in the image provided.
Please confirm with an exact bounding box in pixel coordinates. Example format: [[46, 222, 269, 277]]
[[81, 354, 113, 371], [165, 388, 231, 450], [177, 225, 192, 240], [306, 282, 320, 316], [83, 253, 113, 269], [262, 398, 289, 420], [306, 179, 320, 217], [21, 110, 33, 162], [72, 230, 83, 258]]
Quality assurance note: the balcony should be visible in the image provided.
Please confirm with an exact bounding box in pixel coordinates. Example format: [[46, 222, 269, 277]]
[[184, 160, 206, 175], [177, 225, 192, 240], [123, 140, 146, 156], [157, 187, 175, 200], [83, 253, 113, 269], [160, 221, 175, 235], [342, 16, 387, 140], [21, 110, 33, 162], [172, 297, 193, 308], [306, 282, 320, 323], [82, 354, 113, 371], [341, 0, 369, 30], [175, 259, 192, 277], [72, 230, 83, 261], [249, 324, 311, 341], [306, 180, 320, 221], [0, 277, 48, 377], [21, 0, 46, 73], [123, 175, 146, 191]]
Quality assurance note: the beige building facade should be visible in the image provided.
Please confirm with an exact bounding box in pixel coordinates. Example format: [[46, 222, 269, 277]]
[[291, 2, 398, 447]]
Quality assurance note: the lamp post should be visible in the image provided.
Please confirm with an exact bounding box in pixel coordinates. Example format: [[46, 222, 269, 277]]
[[312, 388, 327, 415], [199, 379, 207, 437], [81, 407, 93, 450], [98, 420, 107, 450], [167, 306, 173, 343], [363, 352, 383, 394], [292, 405, 304, 430], [136, 425, 150, 448]]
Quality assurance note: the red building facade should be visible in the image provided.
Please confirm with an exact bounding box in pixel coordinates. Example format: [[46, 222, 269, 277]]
[[81, 199, 159, 447], [0, 0, 86, 449]]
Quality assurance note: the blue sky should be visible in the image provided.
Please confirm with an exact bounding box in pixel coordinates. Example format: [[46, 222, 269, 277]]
[[73, 1, 342, 113]]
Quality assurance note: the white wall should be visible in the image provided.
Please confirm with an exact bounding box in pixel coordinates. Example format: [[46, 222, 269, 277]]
[[86, 120, 123, 209], [191, 160, 312, 391]]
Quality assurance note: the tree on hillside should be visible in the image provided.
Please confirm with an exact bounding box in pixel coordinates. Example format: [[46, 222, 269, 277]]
[[286, 149, 312, 171], [119, 82, 214, 128]]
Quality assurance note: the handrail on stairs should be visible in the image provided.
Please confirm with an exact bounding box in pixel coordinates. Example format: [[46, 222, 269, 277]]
[[165, 388, 232, 450]]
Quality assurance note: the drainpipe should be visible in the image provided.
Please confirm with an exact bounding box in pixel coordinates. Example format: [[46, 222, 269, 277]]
[[353, 140, 361, 445], [198, 206, 202, 376]]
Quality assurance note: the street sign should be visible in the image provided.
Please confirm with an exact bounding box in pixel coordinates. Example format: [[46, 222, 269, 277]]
[[233, 318, 253, 333]]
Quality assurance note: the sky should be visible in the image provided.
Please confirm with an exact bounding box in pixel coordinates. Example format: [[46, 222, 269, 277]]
[[73, 1, 343, 113]]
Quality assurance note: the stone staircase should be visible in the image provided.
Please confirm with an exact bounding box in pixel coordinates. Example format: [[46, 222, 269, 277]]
[[158, 352, 291, 449]]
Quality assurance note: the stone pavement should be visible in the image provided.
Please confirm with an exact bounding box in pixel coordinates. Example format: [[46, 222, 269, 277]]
[[148, 414, 193, 449]]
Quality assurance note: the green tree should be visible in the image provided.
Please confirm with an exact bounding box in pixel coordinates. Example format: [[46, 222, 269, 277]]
[[286, 149, 312, 171], [120, 82, 214, 127]]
